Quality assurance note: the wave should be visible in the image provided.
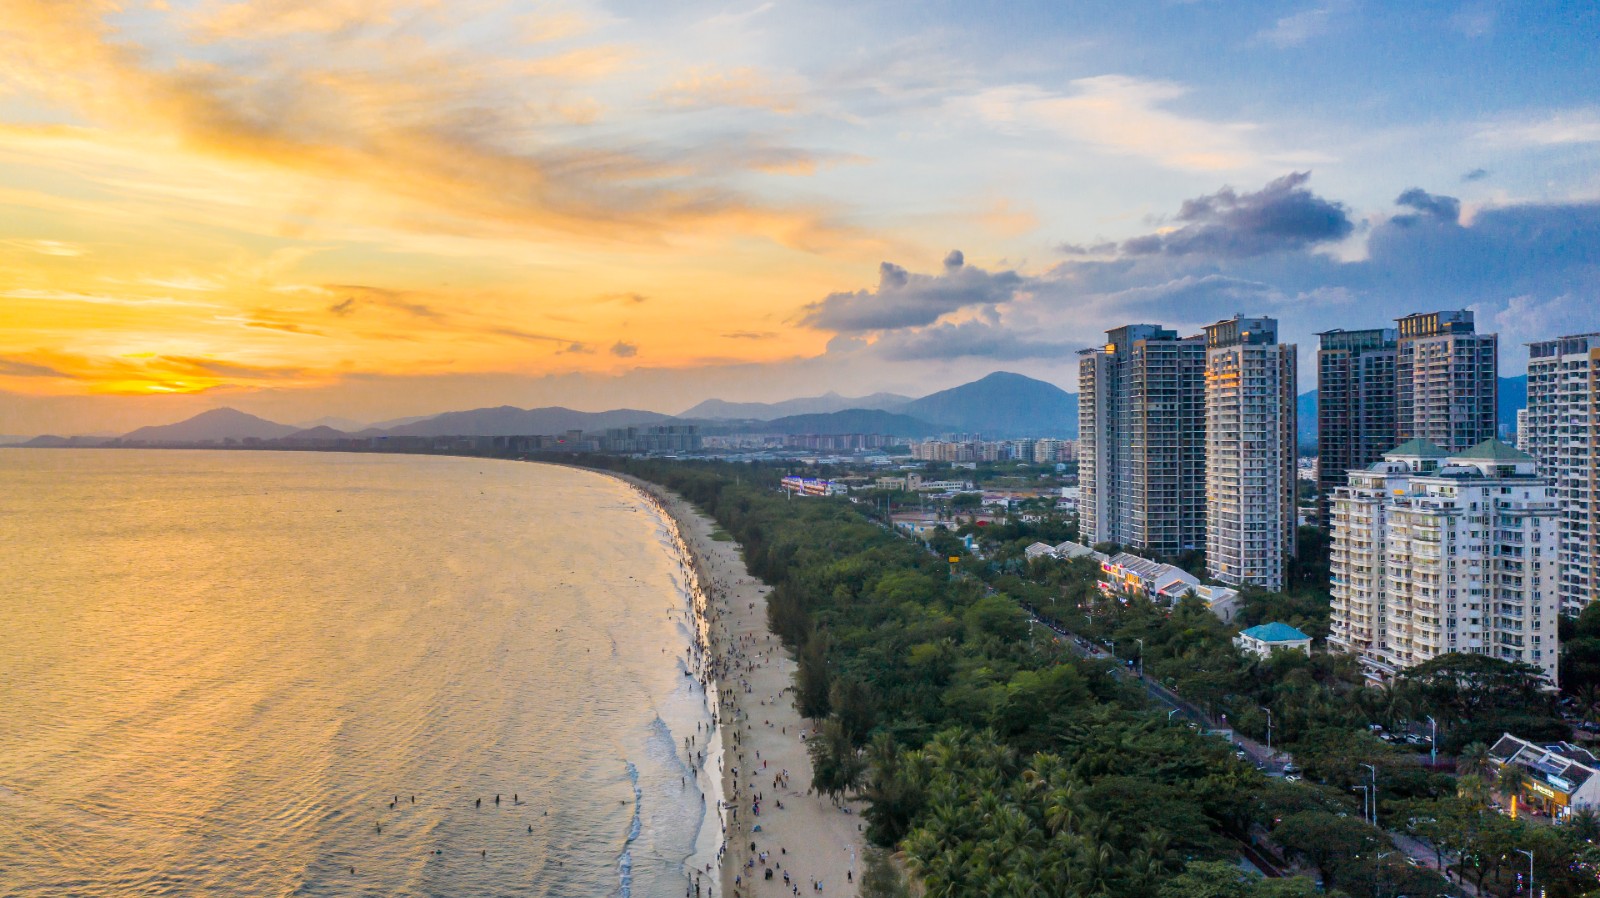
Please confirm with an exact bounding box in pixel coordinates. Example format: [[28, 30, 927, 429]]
[[618, 760, 642, 898]]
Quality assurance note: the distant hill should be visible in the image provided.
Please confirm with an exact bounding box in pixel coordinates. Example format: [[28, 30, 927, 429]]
[[375, 406, 670, 437], [20, 434, 111, 447], [294, 416, 365, 431], [1297, 391, 1318, 446], [282, 425, 353, 441], [752, 409, 941, 437], [1301, 376, 1527, 447], [364, 413, 437, 431], [1499, 374, 1527, 437], [123, 408, 299, 443], [681, 391, 912, 420], [895, 372, 1077, 438]]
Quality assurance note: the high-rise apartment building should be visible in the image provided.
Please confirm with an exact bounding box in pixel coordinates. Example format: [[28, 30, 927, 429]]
[[1077, 324, 1208, 555], [1204, 316, 1297, 590], [1316, 328, 1398, 524], [1525, 333, 1600, 615], [1395, 310, 1499, 453], [1329, 439, 1560, 683]]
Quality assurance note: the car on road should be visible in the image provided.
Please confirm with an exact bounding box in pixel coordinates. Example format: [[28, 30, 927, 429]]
[[1281, 762, 1301, 775]]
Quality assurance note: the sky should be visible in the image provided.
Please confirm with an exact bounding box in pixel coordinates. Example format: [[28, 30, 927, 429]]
[[1, 0, 1597, 434]]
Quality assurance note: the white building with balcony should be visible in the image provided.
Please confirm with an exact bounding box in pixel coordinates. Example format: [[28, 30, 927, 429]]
[[1328, 439, 1560, 685], [1203, 316, 1298, 590], [1525, 333, 1600, 615]]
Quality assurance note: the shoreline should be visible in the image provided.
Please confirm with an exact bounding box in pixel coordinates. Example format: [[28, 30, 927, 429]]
[[609, 470, 865, 898]]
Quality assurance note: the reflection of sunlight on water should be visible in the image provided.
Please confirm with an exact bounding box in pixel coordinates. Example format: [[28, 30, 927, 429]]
[[0, 449, 712, 898]]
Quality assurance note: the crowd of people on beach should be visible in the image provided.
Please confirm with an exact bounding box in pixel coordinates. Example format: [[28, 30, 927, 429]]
[[634, 481, 859, 898]]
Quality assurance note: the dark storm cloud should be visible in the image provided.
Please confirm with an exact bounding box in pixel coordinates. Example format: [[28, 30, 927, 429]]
[[1119, 172, 1353, 258], [798, 251, 1026, 333], [1394, 188, 1461, 224]]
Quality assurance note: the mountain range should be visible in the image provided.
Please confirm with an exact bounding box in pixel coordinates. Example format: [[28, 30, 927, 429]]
[[679, 391, 911, 420], [123, 408, 300, 443], [1296, 374, 1528, 446], [105, 371, 1081, 444]]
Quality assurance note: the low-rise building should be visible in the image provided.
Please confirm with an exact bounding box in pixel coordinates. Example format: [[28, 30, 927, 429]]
[[1195, 584, 1242, 623], [779, 476, 847, 497], [1234, 622, 1312, 659], [1024, 541, 1057, 560], [1489, 733, 1600, 820], [1099, 553, 1201, 601]]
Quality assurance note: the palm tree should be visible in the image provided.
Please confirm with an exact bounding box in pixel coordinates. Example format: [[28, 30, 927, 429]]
[[1496, 763, 1530, 811], [1456, 741, 1494, 807], [1457, 741, 1492, 779]]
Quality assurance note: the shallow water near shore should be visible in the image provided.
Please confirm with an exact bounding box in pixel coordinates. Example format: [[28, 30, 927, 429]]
[[0, 449, 715, 897]]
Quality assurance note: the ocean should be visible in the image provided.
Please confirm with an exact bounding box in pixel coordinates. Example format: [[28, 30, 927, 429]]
[[0, 449, 719, 897]]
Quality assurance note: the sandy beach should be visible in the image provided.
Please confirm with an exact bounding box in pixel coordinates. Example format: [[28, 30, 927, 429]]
[[617, 473, 866, 898]]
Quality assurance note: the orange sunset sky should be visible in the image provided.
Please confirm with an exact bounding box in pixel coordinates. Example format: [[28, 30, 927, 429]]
[[3, 1, 1597, 434]]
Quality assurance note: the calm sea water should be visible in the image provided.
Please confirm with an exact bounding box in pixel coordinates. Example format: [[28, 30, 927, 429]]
[[0, 450, 717, 897]]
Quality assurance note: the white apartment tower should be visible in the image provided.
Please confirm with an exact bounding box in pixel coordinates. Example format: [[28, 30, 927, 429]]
[[1329, 439, 1560, 684], [1204, 316, 1297, 590], [1395, 310, 1499, 453], [1525, 333, 1600, 615], [1077, 324, 1208, 555]]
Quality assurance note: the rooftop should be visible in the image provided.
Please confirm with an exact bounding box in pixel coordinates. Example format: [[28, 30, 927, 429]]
[[1239, 622, 1311, 643], [1451, 439, 1534, 463]]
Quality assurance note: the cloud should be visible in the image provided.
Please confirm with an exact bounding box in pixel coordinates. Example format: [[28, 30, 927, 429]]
[[1394, 187, 1461, 225], [1461, 168, 1490, 182], [656, 66, 800, 113], [0, 357, 72, 378], [798, 251, 1026, 333], [596, 292, 649, 305], [952, 77, 1269, 172], [1118, 172, 1353, 257], [0, 2, 867, 253], [1056, 241, 1117, 256], [156, 355, 308, 380], [870, 320, 1080, 362], [610, 340, 638, 358], [1253, 2, 1350, 48], [1478, 109, 1600, 148], [722, 330, 777, 340], [1, 288, 216, 308], [322, 285, 443, 320], [1, 239, 85, 256]]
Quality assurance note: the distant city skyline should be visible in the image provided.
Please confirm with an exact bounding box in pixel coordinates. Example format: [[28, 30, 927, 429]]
[[2, 1, 1598, 434]]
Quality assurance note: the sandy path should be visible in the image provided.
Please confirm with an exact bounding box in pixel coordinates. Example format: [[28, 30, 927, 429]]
[[616, 474, 865, 898]]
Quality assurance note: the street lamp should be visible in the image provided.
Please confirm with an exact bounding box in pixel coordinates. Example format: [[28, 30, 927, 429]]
[[1168, 708, 1180, 722], [1134, 637, 1145, 678], [1259, 706, 1274, 756], [1361, 763, 1378, 827], [1515, 848, 1534, 896], [1426, 714, 1438, 765], [1351, 785, 1369, 824]]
